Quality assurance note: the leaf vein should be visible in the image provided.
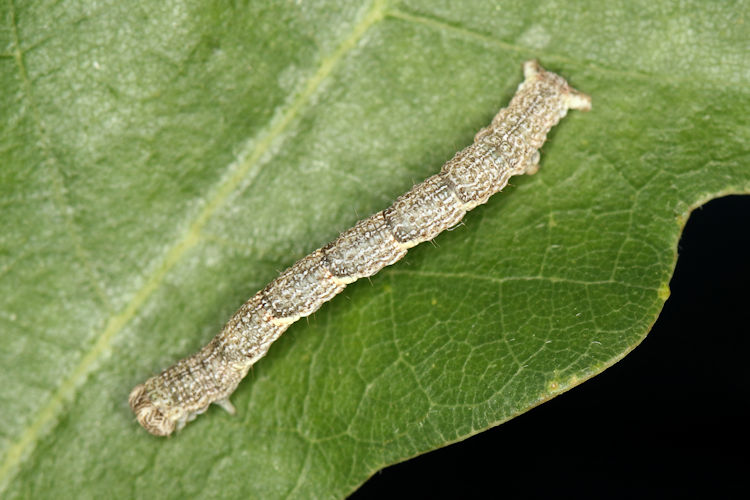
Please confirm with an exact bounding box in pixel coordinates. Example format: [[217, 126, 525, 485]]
[[6, 0, 112, 311]]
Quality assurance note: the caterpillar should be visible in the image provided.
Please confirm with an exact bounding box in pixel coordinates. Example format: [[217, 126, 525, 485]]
[[129, 60, 591, 436]]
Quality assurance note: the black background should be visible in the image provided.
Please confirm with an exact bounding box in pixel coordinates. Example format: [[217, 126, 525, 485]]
[[353, 195, 749, 499]]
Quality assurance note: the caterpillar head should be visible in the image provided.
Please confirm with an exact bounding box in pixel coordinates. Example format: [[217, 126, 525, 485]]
[[128, 383, 180, 437]]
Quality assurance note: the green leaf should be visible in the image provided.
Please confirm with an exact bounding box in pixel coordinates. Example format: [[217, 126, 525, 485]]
[[1, 0, 747, 497]]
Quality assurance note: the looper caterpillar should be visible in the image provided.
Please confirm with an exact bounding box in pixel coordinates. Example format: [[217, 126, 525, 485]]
[[129, 60, 591, 436]]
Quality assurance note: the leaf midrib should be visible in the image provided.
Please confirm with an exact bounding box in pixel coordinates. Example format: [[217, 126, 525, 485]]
[[0, 0, 388, 488]]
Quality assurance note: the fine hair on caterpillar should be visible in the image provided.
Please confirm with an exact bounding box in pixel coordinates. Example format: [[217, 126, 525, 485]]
[[129, 60, 591, 436]]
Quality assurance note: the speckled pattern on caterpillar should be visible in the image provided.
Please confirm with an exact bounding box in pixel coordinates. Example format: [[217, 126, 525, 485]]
[[129, 60, 591, 436]]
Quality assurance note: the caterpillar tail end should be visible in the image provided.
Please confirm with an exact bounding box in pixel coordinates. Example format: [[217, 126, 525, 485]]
[[522, 59, 592, 112], [523, 59, 544, 79]]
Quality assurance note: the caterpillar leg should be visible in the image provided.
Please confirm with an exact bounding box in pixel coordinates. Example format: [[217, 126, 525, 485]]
[[215, 398, 236, 415]]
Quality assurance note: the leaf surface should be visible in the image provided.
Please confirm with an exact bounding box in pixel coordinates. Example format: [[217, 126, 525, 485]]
[[0, 0, 748, 497]]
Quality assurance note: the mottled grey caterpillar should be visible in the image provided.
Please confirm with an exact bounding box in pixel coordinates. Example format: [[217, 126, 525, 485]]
[[129, 61, 591, 436]]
